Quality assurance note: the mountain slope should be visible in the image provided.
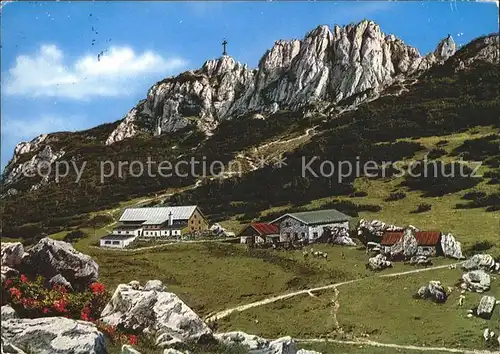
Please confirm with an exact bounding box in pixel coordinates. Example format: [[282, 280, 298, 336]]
[[2, 20, 456, 191]]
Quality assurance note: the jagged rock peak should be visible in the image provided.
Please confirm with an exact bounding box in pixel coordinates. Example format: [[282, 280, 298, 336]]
[[100, 21, 460, 145], [434, 34, 456, 61], [200, 55, 248, 76]]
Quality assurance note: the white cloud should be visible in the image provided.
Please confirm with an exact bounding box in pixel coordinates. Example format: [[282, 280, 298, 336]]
[[2, 115, 88, 143], [3, 44, 187, 100]]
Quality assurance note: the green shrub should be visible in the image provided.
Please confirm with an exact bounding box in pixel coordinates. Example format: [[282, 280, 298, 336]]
[[427, 148, 446, 159], [411, 203, 432, 213], [384, 192, 406, 202], [469, 240, 494, 253], [63, 230, 87, 243]]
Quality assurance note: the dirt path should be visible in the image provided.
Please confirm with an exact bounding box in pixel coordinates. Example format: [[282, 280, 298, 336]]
[[296, 338, 496, 354], [205, 263, 459, 322], [257, 125, 318, 151]]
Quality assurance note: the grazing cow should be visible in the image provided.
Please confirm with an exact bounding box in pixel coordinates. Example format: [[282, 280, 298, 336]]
[[303, 251, 309, 259], [323, 253, 328, 260], [341, 252, 345, 260], [313, 252, 319, 258]]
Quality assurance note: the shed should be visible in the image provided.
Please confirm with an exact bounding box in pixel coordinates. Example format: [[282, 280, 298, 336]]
[[381, 231, 443, 256], [239, 223, 279, 244]]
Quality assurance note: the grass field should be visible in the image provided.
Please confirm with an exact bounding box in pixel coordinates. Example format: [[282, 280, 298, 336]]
[[84, 242, 455, 317], [219, 267, 500, 351], [297, 341, 477, 354]]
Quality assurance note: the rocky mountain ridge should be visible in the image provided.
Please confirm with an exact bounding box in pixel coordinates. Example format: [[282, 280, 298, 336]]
[[105, 20, 457, 145]]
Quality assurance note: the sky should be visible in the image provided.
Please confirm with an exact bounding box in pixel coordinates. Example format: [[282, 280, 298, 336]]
[[1, 1, 499, 169]]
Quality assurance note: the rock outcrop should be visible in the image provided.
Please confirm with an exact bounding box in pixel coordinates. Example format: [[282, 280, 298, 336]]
[[409, 255, 432, 266], [460, 270, 491, 293], [366, 254, 392, 271], [322, 226, 356, 246], [1, 305, 18, 321], [462, 254, 499, 272], [100, 280, 212, 347], [440, 233, 464, 260], [476, 295, 496, 319], [1, 243, 24, 269], [451, 35, 500, 72], [121, 345, 143, 354], [1, 337, 27, 354], [163, 349, 185, 354], [3, 135, 65, 189], [389, 227, 418, 259], [416, 281, 447, 303], [22, 238, 99, 290], [1, 243, 25, 289], [215, 332, 313, 354], [104, 21, 458, 145], [356, 219, 405, 240], [1, 317, 106, 354]]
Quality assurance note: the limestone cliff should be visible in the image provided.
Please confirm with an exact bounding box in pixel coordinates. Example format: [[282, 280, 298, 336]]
[[104, 20, 458, 145]]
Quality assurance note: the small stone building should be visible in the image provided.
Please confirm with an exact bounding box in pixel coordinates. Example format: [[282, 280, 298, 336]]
[[381, 231, 443, 256], [271, 209, 351, 243], [239, 223, 279, 245]]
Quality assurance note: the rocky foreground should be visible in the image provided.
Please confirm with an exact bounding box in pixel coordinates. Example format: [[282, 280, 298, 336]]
[[0, 239, 320, 354], [2, 228, 499, 353]]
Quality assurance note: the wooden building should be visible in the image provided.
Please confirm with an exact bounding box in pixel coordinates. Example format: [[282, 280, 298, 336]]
[[239, 223, 279, 245], [381, 231, 443, 257]]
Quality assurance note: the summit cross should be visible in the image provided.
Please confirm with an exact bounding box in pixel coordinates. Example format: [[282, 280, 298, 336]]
[[222, 39, 227, 56]]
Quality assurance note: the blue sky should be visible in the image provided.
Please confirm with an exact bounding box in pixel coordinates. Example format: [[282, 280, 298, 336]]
[[1, 1, 498, 169]]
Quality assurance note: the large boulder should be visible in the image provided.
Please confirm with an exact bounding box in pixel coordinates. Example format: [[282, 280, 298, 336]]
[[101, 280, 212, 347], [48, 274, 74, 290], [121, 345, 142, 354], [366, 254, 392, 271], [322, 226, 356, 246], [476, 296, 496, 319], [1, 243, 24, 268], [390, 227, 418, 259], [215, 332, 298, 354], [143, 279, 167, 292], [1, 317, 106, 354], [462, 254, 497, 272], [416, 280, 447, 303], [163, 349, 186, 354], [1, 337, 27, 354], [440, 233, 464, 260], [1, 305, 18, 320], [1, 266, 19, 288], [461, 270, 491, 293], [356, 219, 404, 241], [23, 238, 98, 290], [409, 255, 432, 266]]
